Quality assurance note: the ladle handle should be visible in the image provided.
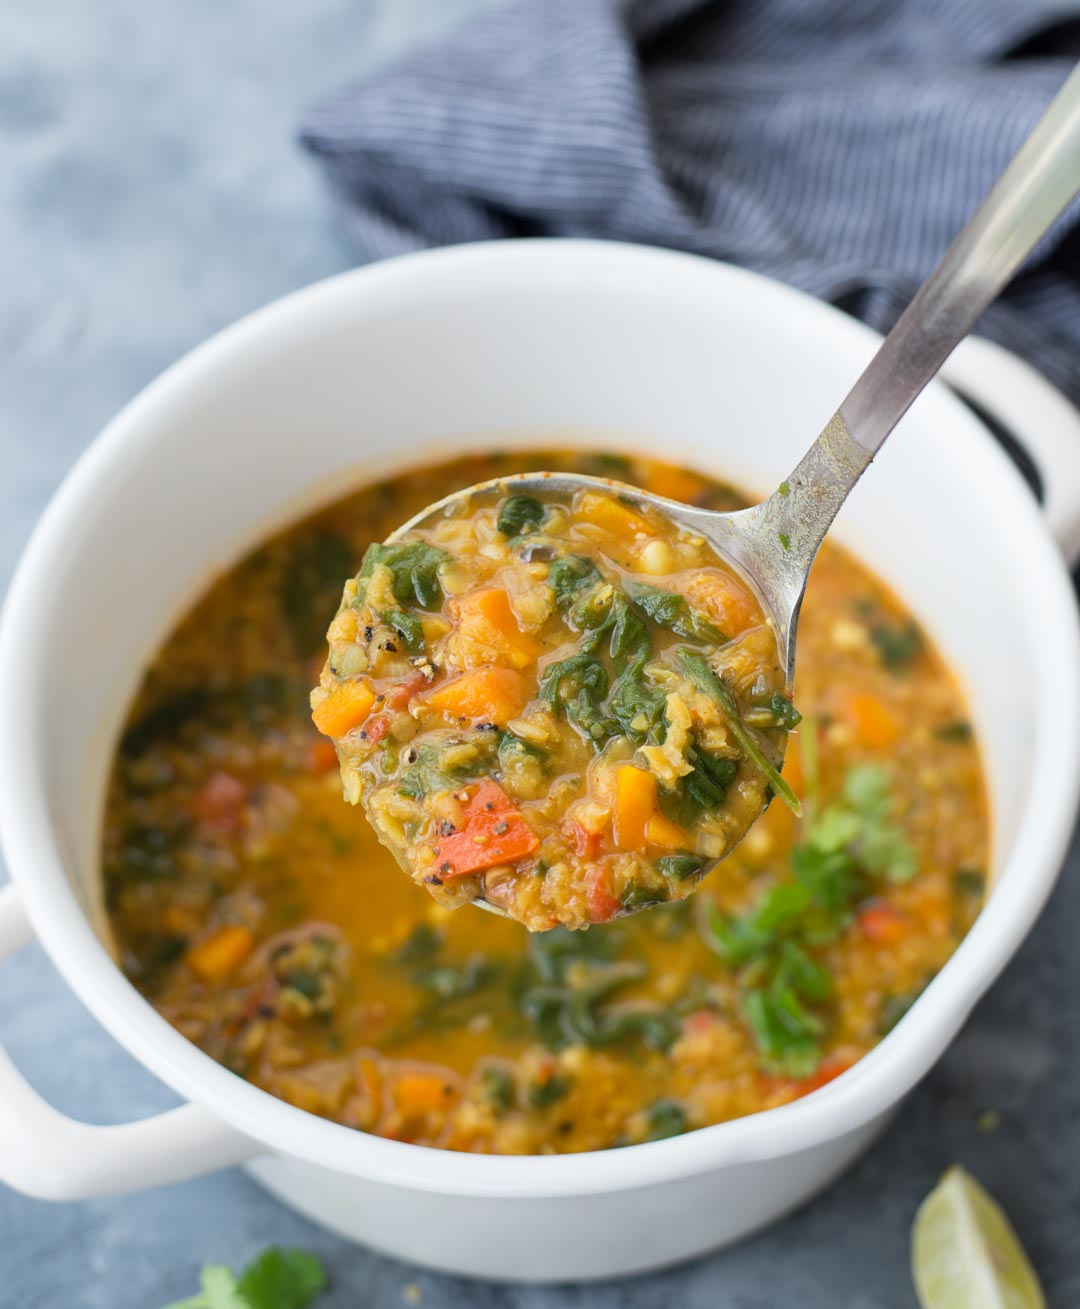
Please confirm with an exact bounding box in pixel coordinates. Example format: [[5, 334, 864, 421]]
[[839, 59, 1080, 455], [739, 63, 1080, 681]]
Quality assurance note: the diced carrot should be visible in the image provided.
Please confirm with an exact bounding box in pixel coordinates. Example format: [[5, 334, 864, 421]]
[[306, 738, 340, 775], [857, 901, 909, 943], [580, 490, 653, 537], [645, 812, 692, 849], [613, 765, 657, 849], [691, 571, 761, 636], [432, 779, 539, 879], [189, 771, 249, 834], [846, 692, 900, 749], [454, 588, 539, 670], [394, 1070, 460, 1116], [585, 864, 621, 923], [427, 666, 530, 723], [186, 924, 255, 981], [612, 767, 690, 850], [312, 679, 376, 737]]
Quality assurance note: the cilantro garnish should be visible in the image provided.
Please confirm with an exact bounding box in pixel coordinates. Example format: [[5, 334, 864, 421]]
[[704, 762, 918, 1075], [163, 1247, 326, 1309]]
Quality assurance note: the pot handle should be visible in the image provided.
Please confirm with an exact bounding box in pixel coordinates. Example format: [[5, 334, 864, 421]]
[[0, 882, 260, 1200], [940, 336, 1080, 567]]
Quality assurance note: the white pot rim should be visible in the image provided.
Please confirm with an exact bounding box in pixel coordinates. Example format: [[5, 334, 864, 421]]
[[2, 238, 1078, 1199]]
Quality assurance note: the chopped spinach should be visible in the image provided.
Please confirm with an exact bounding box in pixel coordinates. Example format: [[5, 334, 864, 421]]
[[394, 921, 444, 964], [549, 553, 601, 605], [527, 1073, 571, 1108], [382, 607, 426, 653], [644, 1098, 688, 1141], [953, 868, 985, 897], [496, 495, 545, 537], [869, 619, 922, 670], [481, 1064, 516, 1112], [677, 649, 801, 816], [358, 540, 447, 609], [761, 691, 803, 730], [935, 719, 973, 742], [658, 746, 739, 828], [655, 853, 707, 881], [625, 581, 724, 644]]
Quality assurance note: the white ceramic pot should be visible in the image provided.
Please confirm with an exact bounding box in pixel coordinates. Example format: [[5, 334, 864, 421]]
[[2, 241, 1079, 1282]]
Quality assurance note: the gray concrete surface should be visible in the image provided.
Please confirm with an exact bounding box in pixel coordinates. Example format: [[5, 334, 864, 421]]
[[2, 2, 1079, 1305]]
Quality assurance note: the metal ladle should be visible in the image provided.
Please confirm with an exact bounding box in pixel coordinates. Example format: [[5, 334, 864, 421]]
[[387, 63, 1080, 917]]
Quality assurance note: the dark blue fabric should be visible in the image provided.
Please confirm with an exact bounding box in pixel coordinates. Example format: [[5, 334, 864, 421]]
[[301, 0, 1080, 403]]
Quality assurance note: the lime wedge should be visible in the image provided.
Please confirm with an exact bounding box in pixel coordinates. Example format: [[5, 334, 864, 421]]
[[912, 1166, 1045, 1309]]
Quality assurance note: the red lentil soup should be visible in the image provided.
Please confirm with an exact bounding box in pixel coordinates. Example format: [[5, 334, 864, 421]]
[[313, 480, 796, 931], [103, 450, 987, 1153]]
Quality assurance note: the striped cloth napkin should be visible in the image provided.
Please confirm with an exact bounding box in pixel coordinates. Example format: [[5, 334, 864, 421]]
[[301, 0, 1080, 405]]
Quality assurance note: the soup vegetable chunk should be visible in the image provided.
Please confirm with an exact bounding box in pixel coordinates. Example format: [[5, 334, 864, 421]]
[[312, 483, 798, 931], [104, 451, 987, 1155]]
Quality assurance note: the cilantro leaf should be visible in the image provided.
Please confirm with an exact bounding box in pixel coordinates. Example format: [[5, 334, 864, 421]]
[[236, 1248, 327, 1309]]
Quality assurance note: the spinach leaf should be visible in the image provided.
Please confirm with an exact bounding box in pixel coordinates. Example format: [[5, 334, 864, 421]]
[[280, 531, 351, 656], [538, 652, 616, 741], [381, 607, 426, 653], [657, 746, 739, 828], [644, 1098, 688, 1141], [869, 619, 922, 670], [677, 649, 801, 816], [359, 540, 448, 609], [935, 719, 973, 742], [527, 1073, 571, 1108], [762, 691, 802, 729], [608, 671, 667, 745], [481, 1064, 516, 1111], [496, 495, 545, 537], [626, 581, 724, 644], [655, 853, 707, 880], [397, 740, 489, 800], [549, 553, 601, 605]]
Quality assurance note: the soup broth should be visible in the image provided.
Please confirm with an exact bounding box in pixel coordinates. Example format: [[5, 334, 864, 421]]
[[104, 450, 987, 1154]]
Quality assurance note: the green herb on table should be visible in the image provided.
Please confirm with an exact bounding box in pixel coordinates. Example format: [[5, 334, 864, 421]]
[[162, 1247, 326, 1309]]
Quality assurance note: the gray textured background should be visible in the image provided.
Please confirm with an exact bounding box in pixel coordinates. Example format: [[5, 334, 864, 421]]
[[2, 3, 1079, 1305]]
